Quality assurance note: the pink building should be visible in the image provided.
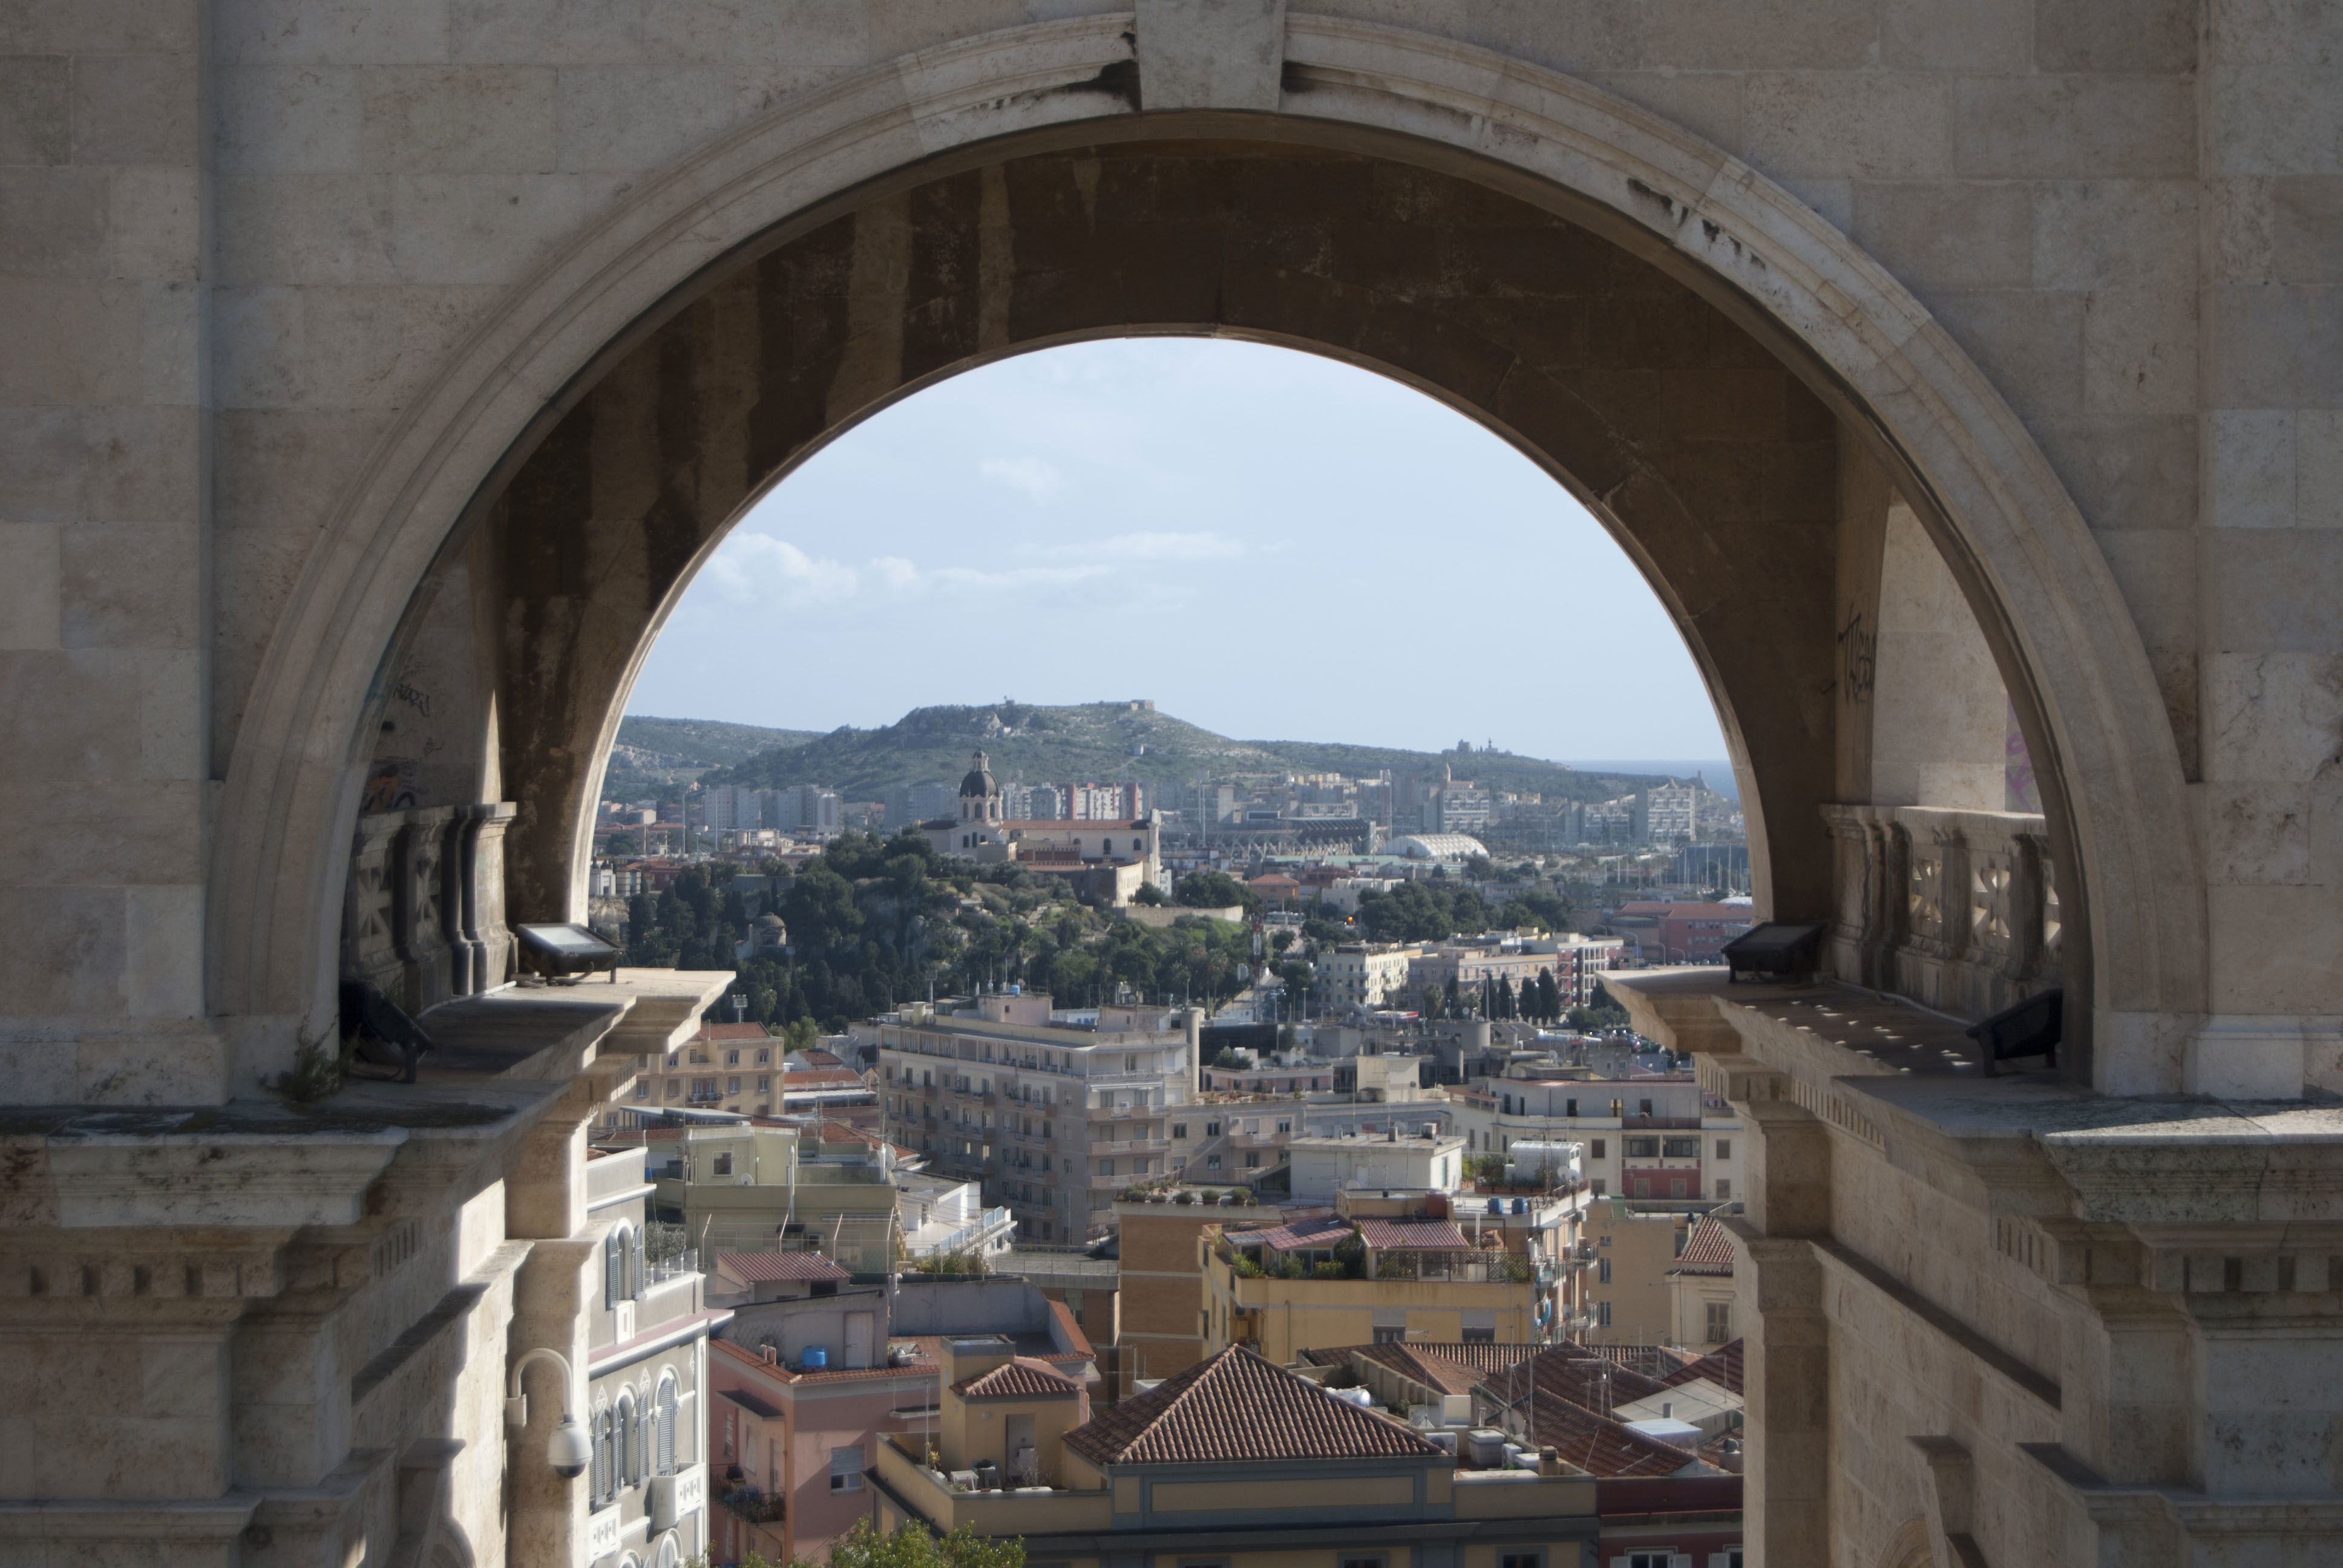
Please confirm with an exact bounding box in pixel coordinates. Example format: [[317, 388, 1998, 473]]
[[705, 1288, 1095, 1566]]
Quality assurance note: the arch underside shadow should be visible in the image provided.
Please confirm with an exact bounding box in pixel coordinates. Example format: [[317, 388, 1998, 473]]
[[471, 136, 1843, 940]]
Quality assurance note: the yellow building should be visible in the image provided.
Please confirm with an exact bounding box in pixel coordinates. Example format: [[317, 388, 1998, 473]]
[[872, 1341, 1600, 1564], [1666, 1212, 1738, 1351], [1199, 1214, 1543, 1364], [1577, 1199, 1694, 1347]]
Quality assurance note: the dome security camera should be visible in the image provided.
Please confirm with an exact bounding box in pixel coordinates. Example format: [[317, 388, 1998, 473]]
[[548, 1415, 591, 1480]]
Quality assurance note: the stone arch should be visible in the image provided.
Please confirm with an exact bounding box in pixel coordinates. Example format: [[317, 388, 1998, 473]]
[[211, 14, 2200, 1092], [1875, 1518, 1934, 1568]]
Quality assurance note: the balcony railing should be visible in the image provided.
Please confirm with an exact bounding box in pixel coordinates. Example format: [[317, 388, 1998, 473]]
[[719, 1484, 787, 1524], [1086, 1137, 1170, 1156]]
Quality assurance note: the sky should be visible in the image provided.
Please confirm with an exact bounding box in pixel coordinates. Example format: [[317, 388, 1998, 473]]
[[629, 336, 1730, 767]]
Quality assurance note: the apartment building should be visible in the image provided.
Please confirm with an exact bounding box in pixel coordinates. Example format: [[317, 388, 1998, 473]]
[[876, 991, 1201, 1243], [1407, 934, 1626, 1010], [628, 1022, 778, 1114], [706, 1276, 1095, 1565], [621, 1022, 876, 1123], [1668, 1212, 1740, 1352], [1319, 942, 1416, 1012], [1607, 900, 1755, 965], [1201, 1212, 1544, 1362], [651, 1124, 1011, 1272], [1450, 1071, 1742, 1207], [581, 1143, 725, 1568], [873, 1341, 1602, 1563], [1578, 1201, 1702, 1347]]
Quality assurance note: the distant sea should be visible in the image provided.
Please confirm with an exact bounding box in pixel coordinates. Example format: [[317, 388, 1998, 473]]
[[1563, 760, 1740, 800]]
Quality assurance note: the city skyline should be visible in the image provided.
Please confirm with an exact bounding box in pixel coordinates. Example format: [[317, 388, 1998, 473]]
[[627, 337, 1731, 763]]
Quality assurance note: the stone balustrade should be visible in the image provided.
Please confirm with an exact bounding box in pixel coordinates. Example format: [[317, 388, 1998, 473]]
[[1821, 803, 2062, 1021], [342, 803, 519, 1015]]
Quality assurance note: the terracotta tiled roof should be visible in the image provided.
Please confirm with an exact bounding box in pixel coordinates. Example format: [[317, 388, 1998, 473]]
[[1469, 1348, 1712, 1479], [778, 1069, 870, 1092], [700, 1023, 775, 1042], [717, 1250, 851, 1282], [1248, 1214, 1351, 1252], [1357, 1219, 1471, 1251], [1661, 1339, 1744, 1397], [1670, 1214, 1735, 1276], [1063, 1345, 1442, 1466], [1326, 1341, 1544, 1397], [1515, 1390, 1703, 1478], [1479, 1347, 1674, 1423], [952, 1357, 1084, 1399]]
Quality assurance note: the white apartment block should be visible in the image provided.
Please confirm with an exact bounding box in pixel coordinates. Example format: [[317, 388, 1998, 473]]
[[1407, 935, 1625, 1009], [1320, 943, 1417, 1012], [1448, 1073, 1742, 1207], [875, 992, 1201, 1243]]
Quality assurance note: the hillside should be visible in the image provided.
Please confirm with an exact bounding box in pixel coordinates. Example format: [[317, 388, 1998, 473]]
[[606, 716, 820, 800], [691, 701, 1672, 803]]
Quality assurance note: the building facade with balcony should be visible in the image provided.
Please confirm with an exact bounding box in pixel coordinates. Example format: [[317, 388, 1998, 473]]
[[1450, 1072, 1743, 1209], [876, 993, 1201, 1243], [650, 1124, 1007, 1272], [582, 1143, 726, 1568], [1199, 1210, 1547, 1364]]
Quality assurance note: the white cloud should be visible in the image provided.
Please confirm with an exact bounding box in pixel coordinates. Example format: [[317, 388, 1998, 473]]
[[1084, 530, 1245, 562], [704, 538, 1116, 608], [925, 563, 1110, 591], [701, 535, 861, 607], [978, 456, 1067, 501]]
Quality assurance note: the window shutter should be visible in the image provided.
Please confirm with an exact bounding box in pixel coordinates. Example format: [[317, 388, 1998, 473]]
[[657, 1378, 678, 1474], [592, 1409, 612, 1501], [605, 1233, 622, 1307], [631, 1228, 646, 1298]]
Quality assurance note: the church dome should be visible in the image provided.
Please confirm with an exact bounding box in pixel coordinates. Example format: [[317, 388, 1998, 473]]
[[958, 751, 998, 798]]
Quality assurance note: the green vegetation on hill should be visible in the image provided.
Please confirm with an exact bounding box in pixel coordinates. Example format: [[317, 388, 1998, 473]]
[[606, 715, 820, 801], [690, 701, 1668, 803], [615, 715, 819, 766], [621, 829, 1259, 1030]]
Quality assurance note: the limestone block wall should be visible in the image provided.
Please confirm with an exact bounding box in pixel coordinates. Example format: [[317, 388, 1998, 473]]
[[1, 0, 216, 1104]]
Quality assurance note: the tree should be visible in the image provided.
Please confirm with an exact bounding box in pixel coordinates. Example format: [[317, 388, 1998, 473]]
[[773, 1518, 1026, 1568], [1174, 869, 1254, 909], [1132, 881, 1167, 906]]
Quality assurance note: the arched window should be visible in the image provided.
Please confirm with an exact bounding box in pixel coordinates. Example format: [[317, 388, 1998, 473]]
[[655, 1371, 679, 1475], [615, 1389, 638, 1486], [654, 1534, 680, 1568], [591, 1403, 614, 1504], [605, 1225, 632, 1307]]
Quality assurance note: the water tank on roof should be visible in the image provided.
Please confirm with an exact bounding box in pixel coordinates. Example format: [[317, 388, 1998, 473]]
[[1511, 1197, 1527, 1215], [800, 1347, 827, 1370], [1486, 1197, 1503, 1215]]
